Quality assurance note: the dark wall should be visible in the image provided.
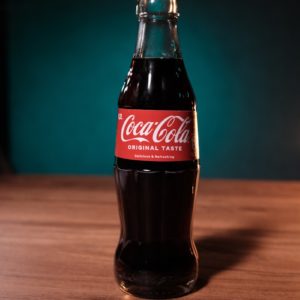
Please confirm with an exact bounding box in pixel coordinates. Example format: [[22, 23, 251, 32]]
[[0, 0, 10, 173], [5, 0, 300, 178]]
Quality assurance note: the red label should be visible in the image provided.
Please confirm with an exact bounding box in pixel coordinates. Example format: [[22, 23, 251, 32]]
[[115, 108, 199, 162]]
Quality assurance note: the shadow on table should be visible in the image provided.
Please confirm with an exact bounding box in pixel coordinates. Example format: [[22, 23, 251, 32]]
[[193, 226, 266, 291], [90, 227, 267, 300]]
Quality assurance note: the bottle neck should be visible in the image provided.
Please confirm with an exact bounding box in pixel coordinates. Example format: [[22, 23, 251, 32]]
[[134, 16, 181, 59]]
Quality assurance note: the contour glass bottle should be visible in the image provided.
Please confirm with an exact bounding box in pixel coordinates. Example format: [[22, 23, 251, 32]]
[[114, 0, 200, 298]]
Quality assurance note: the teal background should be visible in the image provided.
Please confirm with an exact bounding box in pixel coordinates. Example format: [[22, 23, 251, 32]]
[[6, 0, 300, 178]]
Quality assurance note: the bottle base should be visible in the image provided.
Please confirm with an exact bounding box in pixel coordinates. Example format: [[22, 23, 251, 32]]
[[119, 283, 196, 299], [116, 270, 197, 299]]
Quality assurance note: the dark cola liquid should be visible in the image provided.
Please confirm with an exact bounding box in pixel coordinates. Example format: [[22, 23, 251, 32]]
[[114, 58, 199, 298]]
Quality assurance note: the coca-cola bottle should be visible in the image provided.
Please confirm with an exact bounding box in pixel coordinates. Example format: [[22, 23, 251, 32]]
[[114, 0, 200, 298]]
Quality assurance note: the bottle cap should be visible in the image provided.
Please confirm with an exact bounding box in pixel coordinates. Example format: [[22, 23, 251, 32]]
[[136, 0, 179, 18]]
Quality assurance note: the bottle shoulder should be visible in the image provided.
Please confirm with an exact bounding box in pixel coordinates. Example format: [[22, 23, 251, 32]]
[[118, 58, 196, 110]]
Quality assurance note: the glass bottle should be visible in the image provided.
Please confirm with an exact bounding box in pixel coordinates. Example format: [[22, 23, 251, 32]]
[[114, 0, 200, 298]]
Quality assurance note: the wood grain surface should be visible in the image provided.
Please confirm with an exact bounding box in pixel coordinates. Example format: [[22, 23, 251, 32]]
[[0, 176, 299, 300]]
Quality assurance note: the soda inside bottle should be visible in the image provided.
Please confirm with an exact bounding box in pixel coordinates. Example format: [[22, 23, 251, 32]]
[[114, 0, 200, 298]]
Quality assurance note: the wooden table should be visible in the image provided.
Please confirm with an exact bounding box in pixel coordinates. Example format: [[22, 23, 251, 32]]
[[0, 176, 299, 300]]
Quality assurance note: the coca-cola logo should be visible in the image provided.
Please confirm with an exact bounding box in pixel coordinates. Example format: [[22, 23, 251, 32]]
[[120, 114, 191, 144]]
